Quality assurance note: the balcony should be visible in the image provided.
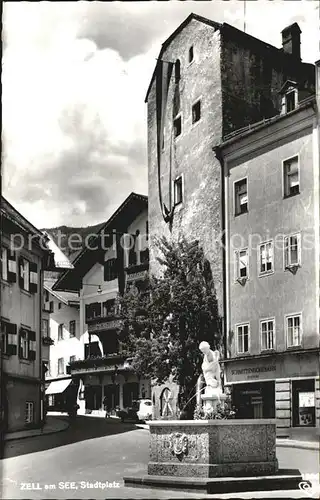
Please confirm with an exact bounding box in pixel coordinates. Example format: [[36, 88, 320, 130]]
[[69, 353, 132, 375], [85, 300, 120, 325], [125, 251, 149, 283]]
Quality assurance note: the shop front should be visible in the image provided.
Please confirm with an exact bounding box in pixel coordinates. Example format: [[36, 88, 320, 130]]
[[232, 381, 275, 419], [72, 364, 151, 416], [224, 349, 320, 437]]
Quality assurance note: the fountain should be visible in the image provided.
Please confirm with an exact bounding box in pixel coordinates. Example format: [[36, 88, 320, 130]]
[[124, 342, 303, 494]]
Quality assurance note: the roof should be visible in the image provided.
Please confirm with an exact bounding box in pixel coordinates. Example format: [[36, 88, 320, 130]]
[[144, 13, 310, 103], [52, 192, 148, 292], [1, 196, 53, 258], [44, 279, 79, 305], [278, 79, 298, 94], [2, 196, 47, 240], [215, 95, 316, 151]]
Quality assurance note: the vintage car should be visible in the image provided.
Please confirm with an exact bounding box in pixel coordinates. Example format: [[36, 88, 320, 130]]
[[116, 399, 153, 423]]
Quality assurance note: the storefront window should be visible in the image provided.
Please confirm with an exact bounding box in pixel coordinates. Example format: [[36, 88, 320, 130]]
[[292, 379, 315, 427]]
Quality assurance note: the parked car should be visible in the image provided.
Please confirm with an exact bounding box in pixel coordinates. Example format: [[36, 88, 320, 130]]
[[117, 399, 153, 423]]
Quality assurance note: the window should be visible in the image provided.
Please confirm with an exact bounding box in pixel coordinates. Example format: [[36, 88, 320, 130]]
[[235, 249, 248, 280], [104, 258, 118, 281], [42, 319, 49, 338], [58, 358, 64, 375], [69, 355, 76, 364], [174, 176, 183, 205], [188, 46, 194, 63], [140, 248, 149, 264], [283, 156, 299, 197], [192, 100, 201, 124], [48, 395, 54, 406], [58, 324, 64, 340], [285, 90, 296, 112], [1, 247, 8, 281], [286, 314, 302, 347], [284, 234, 301, 268], [25, 402, 34, 424], [19, 329, 35, 361], [236, 324, 249, 354], [234, 178, 248, 215], [146, 221, 149, 242], [21, 330, 29, 359], [19, 258, 30, 292], [49, 301, 54, 313], [44, 289, 49, 302], [58, 302, 62, 309], [175, 59, 180, 83], [1, 320, 17, 356], [1, 248, 17, 283], [173, 115, 181, 138], [69, 320, 76, 337], [261, 319, 275, 350], [259, 241, 274, 275]]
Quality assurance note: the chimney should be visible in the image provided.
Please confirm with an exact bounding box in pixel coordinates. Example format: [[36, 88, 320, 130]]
[[281, 23, 301, 60]]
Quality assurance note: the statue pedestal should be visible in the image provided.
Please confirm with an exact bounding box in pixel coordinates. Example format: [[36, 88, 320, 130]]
[[201, 388, 227, 414]]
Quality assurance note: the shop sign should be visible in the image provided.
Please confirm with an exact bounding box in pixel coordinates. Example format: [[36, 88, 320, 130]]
[[225, 351, 319, 383], [88, 319, 121, 333], [231, 365, 276, 377]]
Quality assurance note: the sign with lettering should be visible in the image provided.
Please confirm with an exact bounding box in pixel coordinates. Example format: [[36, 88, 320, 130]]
[[88, 319, 121, 333], [71, 360, 132, 376], [225, 351, 319, 383], [126, 271, 147, 283]]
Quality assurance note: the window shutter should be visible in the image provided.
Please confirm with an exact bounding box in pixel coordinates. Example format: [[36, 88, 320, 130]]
[[18, 257, 25, 289], [29, 262, 38, 294], [234, 251, 239, 280], [18, 328, 23, 358], [7, 322, 17, 356], [284, 237, 289, 267], [297, 233, 302, 265], [28, 330, 36, 361], [7, 249, 17, 283]]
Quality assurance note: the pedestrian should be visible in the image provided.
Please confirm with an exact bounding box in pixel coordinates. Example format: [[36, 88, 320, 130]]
[[103, 396, 110, 418]]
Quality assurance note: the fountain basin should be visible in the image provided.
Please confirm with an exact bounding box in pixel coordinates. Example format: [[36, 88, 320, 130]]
[[147, 419, 278, 478]]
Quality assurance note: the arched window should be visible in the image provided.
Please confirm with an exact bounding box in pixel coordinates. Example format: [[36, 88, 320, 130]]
[[175, 59, 181, 84]]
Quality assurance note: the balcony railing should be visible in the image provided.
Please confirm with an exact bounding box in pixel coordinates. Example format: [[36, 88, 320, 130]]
[[69, 353, 132, 373]]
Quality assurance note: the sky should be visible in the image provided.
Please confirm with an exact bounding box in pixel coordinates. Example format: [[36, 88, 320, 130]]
[[2, 0, 319, 229]]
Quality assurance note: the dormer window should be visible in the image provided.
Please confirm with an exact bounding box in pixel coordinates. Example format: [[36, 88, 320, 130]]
[[175, 59, 181, 84], [279, 80, 298, 114], [285, 90, 296, 112]]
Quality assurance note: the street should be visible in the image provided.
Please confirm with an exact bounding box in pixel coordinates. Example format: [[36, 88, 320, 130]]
[[1, 416, 319, 499]]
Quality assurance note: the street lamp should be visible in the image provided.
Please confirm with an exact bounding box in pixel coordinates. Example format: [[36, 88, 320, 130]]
[[83, 284, 102, 294]]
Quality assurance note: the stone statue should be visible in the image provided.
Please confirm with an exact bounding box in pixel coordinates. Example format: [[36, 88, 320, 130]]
[[199, 341, 222, 398]]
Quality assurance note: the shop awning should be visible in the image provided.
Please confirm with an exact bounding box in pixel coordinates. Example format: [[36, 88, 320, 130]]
[[45, 379, 72, 395]]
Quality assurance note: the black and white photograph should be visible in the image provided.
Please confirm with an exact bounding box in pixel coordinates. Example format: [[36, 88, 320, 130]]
[[1, 0, 319, 498]]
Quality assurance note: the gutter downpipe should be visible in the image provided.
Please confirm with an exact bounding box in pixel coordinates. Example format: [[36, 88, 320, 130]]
[[213, 145, 228, 362]]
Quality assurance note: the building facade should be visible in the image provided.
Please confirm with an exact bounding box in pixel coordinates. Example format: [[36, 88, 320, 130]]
[[53, 193, 150, 416], [1, 197, 53, 432], [146, 13, 315, 418], [44, 282, 80, 412], [216, 61, 320, 437]]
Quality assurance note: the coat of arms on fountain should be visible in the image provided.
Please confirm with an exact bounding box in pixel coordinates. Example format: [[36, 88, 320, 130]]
[[169, 432, 188, 457]]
